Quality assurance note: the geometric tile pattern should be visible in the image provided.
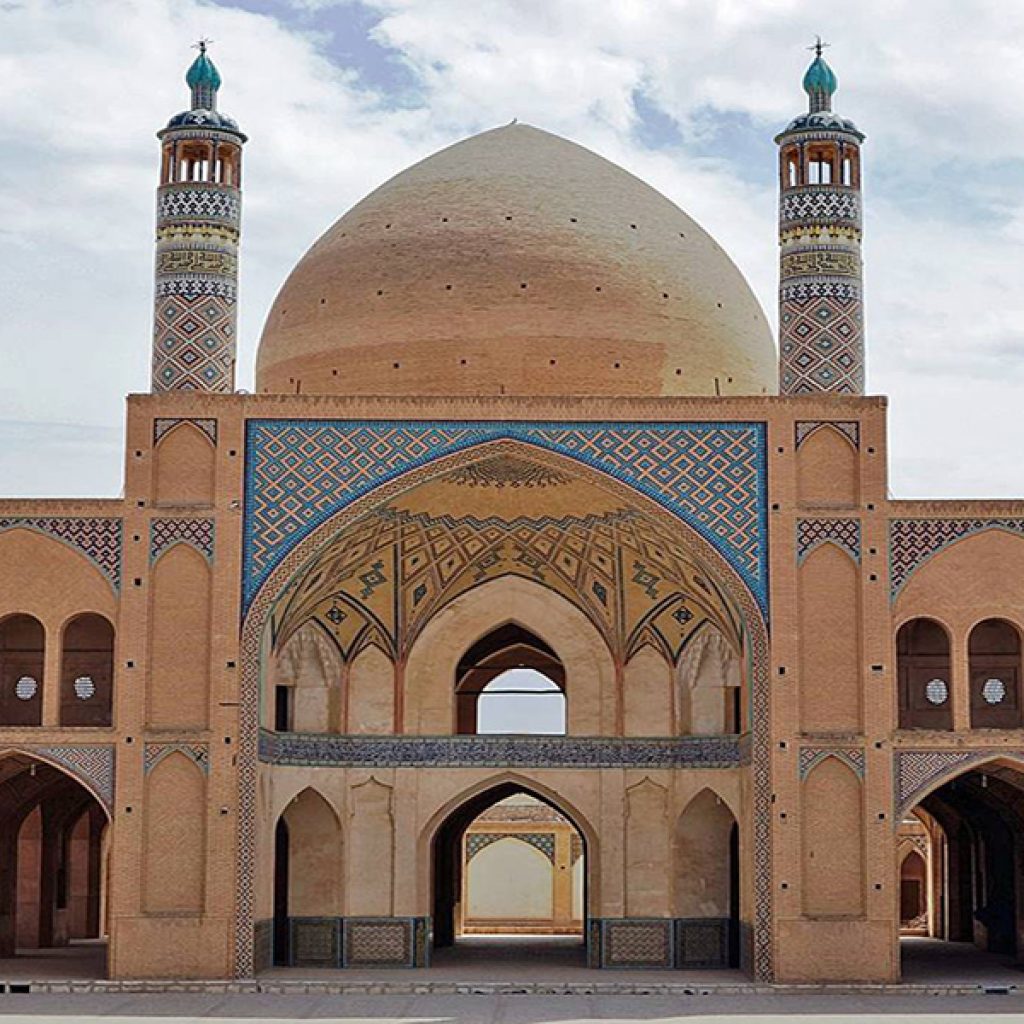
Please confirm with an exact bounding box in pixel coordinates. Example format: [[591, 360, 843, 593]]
[[150, 517, 215, 563], [243, 419, 769, 615], [799, 746, 865, 779], [259, 731, 741, 770], [780, 285, 864, 394], [893, 749, 1020, 814], [343, 918, 416, 968], [889, 518, 1024, 600], [0, 517, 122, 591], [795, 420, 860, 449], [152, 180, 241, 393], [780, 188, 860, 227], [143, 742, 210, 775], [676, 918, 731, 969], [602, 919, 674, 968], [153, 417, 218, 446], [19, 744, 116, 812], [796, 518, 860, 564], [466, 831, 556, 862]]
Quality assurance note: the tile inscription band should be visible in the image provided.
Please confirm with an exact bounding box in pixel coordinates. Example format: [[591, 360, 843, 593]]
[[259, 731, 740, 769]]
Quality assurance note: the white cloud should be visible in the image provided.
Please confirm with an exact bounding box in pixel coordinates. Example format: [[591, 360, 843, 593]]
[[1, 0, 1024, 497]]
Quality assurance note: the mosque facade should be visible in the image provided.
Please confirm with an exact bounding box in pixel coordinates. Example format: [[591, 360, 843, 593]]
[[2, 43, 1024, 984]]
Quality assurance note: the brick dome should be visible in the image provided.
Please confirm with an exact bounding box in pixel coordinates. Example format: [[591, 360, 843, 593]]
[[255, 123, 777, 397]]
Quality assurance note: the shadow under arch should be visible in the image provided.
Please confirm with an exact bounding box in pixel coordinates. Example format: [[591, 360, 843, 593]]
[[420, 773, 597, 952], [237, 437, 774, 979], [0, 749, 111, 967]]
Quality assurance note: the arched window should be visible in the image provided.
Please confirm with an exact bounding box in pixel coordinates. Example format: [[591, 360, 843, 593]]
[[0, 615, 44, 726], [897, 618, 952, 730], [60, 614, 114, 727], [455, 624, 566, 735], [969, 619, 1022, 728]]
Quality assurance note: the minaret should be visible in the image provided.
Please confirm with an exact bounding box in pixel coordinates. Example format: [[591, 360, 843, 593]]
[[152, 42, 247, 392], [775, 41, 865, 394]]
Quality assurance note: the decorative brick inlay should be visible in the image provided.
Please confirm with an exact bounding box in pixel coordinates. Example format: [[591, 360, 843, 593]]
[[892, 749, 1024, 813], [3, 745, 116, 812], [144, 742, 209, 775], [889, 519, 1024, 599], [150, 518, 215, 563], [796, 518, 860, 564], [466, 832, 556, 862], [602, 920, 673, 969], [153, 417, 218, 446], [343, 919, 413, 967], [799, 747, 865, 780], [0, 517, 121, 590], [795, 420, 860, 450]]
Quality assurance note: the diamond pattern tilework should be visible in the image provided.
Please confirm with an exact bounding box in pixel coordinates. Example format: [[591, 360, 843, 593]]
[[243, 420, 768, 614], [11, 745, 116, 811], [780, 188, 861, 228], [152, 292, 236, 392], [889, 518, 1024, 599], [797, 518, 860, 564], [795, 420, 859, 450], [894, 750, 1002, 814], [602, 920, 673, 968], [799, 747, 865, 779], [466, 832, 556, 862], [0, 517, 121, 590], [150, 518, 215, 563], [780, 286, 864, 394], [343, 919, 413, 967], [153, 417, 218, 445], [144, 742, 209, 775]]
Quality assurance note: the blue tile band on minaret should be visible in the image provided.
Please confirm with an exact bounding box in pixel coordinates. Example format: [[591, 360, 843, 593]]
[[151, 42, 246, 392], [775, 40, 866, 395]]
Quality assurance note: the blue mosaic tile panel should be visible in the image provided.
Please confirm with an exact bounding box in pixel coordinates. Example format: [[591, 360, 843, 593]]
[[242, 420, 768, 613]]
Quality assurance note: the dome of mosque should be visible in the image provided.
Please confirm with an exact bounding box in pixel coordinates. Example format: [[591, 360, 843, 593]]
[[255, 123, 777, 397]]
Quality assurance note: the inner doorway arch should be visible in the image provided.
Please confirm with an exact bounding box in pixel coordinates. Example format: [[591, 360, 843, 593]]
[[429, 780, 592, 954], [0, 752, 110, 976]]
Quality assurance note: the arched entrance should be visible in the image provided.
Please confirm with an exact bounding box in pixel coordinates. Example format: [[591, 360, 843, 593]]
[[0, 753, 110, 978], [900, 759, 1024, 981], [430, 782, 589, 965]]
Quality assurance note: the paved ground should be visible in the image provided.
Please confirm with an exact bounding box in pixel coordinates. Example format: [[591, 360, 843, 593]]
[[2, 935, 1024, 1020], [2, 991, 1024, 1021]]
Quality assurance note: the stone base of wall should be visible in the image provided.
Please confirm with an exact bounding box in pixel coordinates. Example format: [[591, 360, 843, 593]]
[[271, 917, 429, 968], [591, 918, 736, 970], [262, 916, 734, 970]]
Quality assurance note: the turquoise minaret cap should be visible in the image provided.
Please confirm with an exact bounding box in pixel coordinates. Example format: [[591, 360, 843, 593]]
[[803, 38, 837, 113], [186, 39, 221, 110]]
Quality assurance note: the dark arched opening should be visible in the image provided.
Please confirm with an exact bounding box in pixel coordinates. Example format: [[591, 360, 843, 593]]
[[455, 625, 566, 735], [901, 762, 1024, 981], [60, 614, 114, 728], [431, 782, 587, 963], [969, 619, 1022, 728], [0, 615, 44, 726], [0, 754, 109, 977], [272, 818, 289, 966], [897, 618, 952, 730]]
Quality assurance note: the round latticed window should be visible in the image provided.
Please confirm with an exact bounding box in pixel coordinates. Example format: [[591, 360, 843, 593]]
[[15, 676, 38, 701], [982, 678, 1007, 705], [925, 678, 949, 705], [73, 675, 96, 700]]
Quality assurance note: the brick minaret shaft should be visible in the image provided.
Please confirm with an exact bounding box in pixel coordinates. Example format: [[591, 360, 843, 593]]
[[776, 42, 865, 394], [152, 42, 247, 392]]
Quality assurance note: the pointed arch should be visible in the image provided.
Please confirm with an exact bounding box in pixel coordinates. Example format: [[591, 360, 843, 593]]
[[802, 755, 864, 917], [154, 419, 216, 506], [279, 787, 343, 917], [143, 750, 206, 913], [797, 423, 859, 506], [674, 787, 738, 920]]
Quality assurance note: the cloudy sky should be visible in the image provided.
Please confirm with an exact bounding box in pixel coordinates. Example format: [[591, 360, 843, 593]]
[[2, 0, 1023, 499]]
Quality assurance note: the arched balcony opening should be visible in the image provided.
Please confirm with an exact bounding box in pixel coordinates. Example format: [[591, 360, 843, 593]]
[[455, 624, 566, 736], [60, 614, 114, 728], [0, 615, 44, 727], [897, 618, 953, 730], [969, 619, 1022, 729]]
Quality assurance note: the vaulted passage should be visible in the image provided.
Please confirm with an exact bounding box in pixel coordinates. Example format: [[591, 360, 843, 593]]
[[432, 784, 587, 966], [900, 762, 1024, 982], [0, 755, 109, 978]]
